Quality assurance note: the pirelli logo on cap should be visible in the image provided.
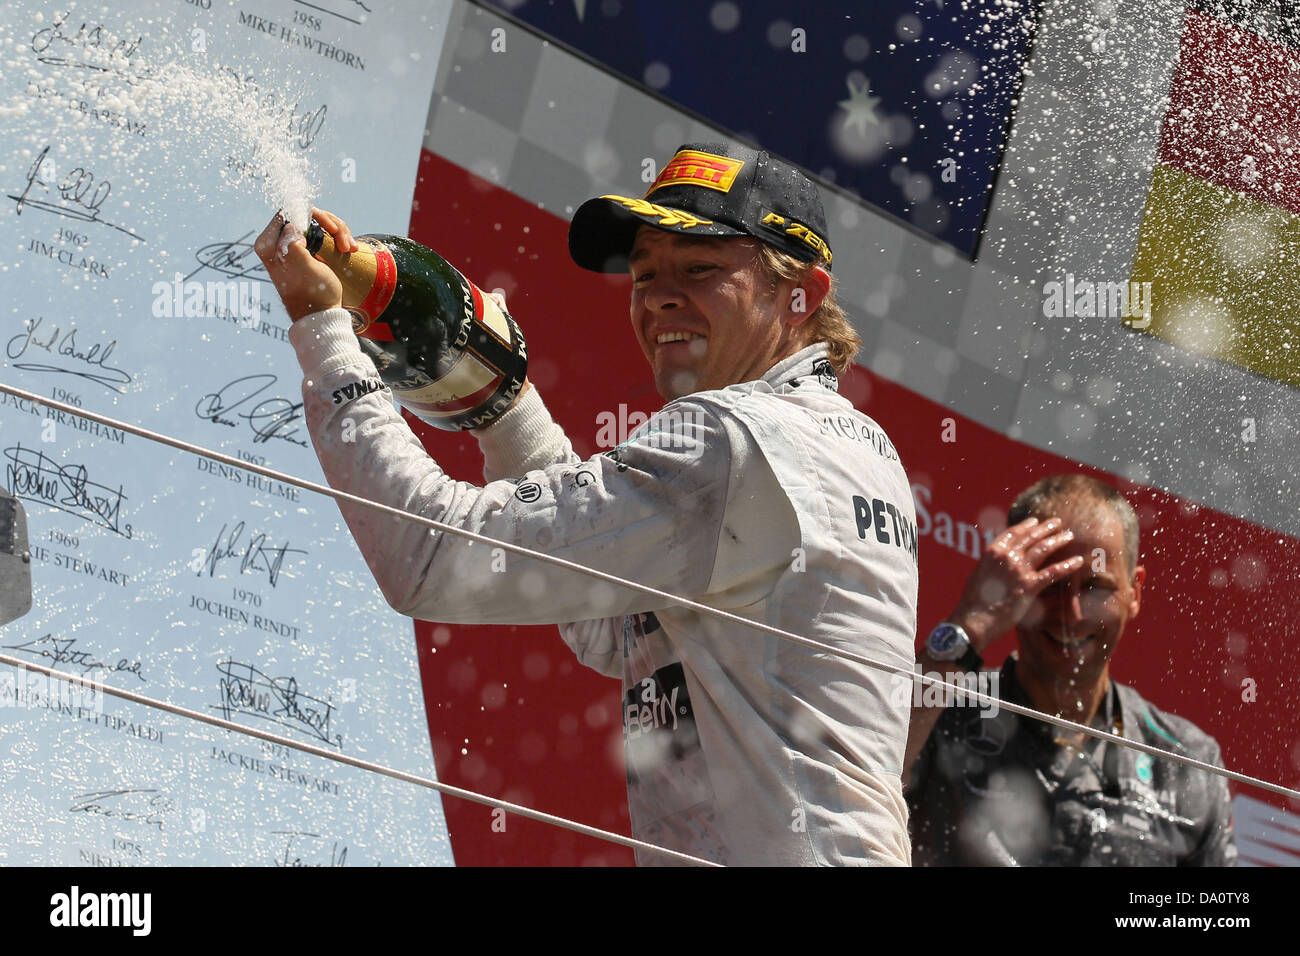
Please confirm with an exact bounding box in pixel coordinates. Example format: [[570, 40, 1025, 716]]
[[647, 149, 746, 195], [759, 211, 833, 265]]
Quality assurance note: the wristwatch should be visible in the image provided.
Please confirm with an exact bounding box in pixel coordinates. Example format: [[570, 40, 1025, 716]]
[[925, 622, 983, 671]]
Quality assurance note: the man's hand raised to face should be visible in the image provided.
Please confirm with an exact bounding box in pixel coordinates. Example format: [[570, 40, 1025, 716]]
[[253, 207, 356, 322], [948, 517, 1086, 654]]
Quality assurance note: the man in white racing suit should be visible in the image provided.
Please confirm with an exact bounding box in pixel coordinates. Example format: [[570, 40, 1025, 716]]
[[256, 142, 919, 866]]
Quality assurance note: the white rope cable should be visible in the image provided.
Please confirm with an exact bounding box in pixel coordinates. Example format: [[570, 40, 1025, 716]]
[[0, 649, 720, 866], [2, 381, 1297, 804]]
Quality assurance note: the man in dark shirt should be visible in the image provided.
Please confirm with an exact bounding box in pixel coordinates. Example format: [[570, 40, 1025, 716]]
[[904, 474, 1236, 865]]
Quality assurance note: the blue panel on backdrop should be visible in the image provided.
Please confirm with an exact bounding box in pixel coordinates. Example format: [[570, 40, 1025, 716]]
[[487, 0, 1037, 257]]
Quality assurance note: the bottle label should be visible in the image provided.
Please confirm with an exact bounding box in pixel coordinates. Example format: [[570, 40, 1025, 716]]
[[393, 289, 526, 429], [395, 350, 500, 412], [468, 282, 513, 345], [353, 239, 398, 333]]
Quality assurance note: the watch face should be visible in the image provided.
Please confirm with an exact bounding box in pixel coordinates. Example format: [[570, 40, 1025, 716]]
[[927, 624, 965, 660]]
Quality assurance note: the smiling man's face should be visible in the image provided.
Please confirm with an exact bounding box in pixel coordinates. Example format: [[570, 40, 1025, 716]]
[[628, 226, 808, 400], [1014, 500, 1144, 693]]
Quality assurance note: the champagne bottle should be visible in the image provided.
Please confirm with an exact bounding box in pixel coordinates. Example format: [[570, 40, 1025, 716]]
[[304, 220, 527, 431]]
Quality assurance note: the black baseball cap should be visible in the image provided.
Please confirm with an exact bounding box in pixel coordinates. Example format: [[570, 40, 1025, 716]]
[[568, 142, 834, 274]]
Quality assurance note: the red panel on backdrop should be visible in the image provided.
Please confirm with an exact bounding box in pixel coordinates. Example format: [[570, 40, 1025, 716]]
[[402, 150, 1300, 865]]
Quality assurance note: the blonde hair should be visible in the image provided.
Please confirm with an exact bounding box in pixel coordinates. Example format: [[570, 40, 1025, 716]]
[[756, 244, 860, 375]]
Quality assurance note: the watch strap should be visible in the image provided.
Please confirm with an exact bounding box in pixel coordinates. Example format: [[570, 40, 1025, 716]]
[[957, 644, 984, 672]]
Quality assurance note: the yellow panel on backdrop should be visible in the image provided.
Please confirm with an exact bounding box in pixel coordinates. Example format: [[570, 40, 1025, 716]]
[[1130, 163, 1300, 389]]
